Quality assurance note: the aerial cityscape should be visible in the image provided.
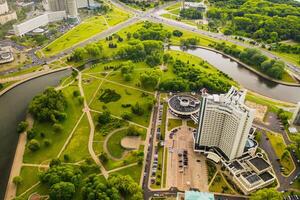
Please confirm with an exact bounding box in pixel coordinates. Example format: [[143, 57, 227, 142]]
[[0, 0, 299, 199]]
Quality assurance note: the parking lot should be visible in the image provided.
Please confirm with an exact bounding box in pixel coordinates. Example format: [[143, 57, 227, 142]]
[[165, 122, 209, 191]]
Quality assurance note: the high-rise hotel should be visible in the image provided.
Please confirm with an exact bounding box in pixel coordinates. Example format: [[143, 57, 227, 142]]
[[195, 87, 255, 160]]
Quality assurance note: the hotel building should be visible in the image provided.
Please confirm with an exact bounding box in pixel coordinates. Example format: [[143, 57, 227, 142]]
[[194, 87, 255, 160]]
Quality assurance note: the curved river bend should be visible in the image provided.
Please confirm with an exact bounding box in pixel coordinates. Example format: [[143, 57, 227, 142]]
[[0, 69, 71, 199], [170, 46, 300, 103]]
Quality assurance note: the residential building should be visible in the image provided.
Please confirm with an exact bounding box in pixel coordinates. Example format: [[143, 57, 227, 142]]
[[183, 2, 206, 11], [0, 0, 17, 25], [194, 87, 255, 160]]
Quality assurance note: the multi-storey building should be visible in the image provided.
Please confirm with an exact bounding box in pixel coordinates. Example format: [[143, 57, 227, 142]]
[[0, 0, 17, 25], [194, 87, 255, 160]]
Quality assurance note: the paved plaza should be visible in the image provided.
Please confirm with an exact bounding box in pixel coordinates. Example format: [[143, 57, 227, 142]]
[[165, 120, 209, 191]]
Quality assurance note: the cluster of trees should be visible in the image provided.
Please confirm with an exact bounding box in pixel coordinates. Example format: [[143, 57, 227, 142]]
[[99, 89, 121, 103], [126, 125, 142, 136], [180, 38, 199, 48], [117, 40, 164, 66], [69, 42, 103, 62], [213, 42, 285, 79], [207, 0, 300, 42], [29, 88, 67, 123], [180, 8, 203, 19], [120, 61, 134, 81], [133, 22, 171, 41], [81, 174, 143, 200], [250, 188, 283, 200], [159, 59, 232, 93], [39, 163, 82, 200], [139, 69, 161, 89], [269, 43, 300, 55], [119, 0, 158, 10]]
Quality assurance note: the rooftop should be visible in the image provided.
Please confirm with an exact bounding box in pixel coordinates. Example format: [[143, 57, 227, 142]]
[[185, 191, 214, 200], [248, 157, 270, 172], [169, 95, 200, 115]]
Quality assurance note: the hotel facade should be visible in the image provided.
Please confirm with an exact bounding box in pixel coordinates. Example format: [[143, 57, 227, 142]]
[[194, 87, 255, 160]]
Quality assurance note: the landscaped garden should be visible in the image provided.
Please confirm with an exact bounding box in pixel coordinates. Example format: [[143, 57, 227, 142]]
[[209, 172, 235, 194], [40, 7, 130, 57]]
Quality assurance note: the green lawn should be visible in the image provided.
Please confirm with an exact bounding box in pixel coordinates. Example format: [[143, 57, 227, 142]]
[[109, 164, 142, 183], [187, 120, 197, 129], [41, 8, 130, 57], [89, 80, 154, 127], [107, 129, 128, 159], [16, 166, 40, 196], [246, 91, 295, 113], [23, 85, 83, 164], [266, 132, 295, 175], [60, 114, 90, 162], [167, 118, 182, 131], [209, 173, 235, 194]]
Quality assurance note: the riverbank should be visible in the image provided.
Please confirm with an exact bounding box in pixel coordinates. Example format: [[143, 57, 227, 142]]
[[0, 66, 71, 97], [180, 45, 300, 87]]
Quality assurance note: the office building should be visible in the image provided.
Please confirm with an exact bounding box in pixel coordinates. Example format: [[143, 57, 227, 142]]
[[66, 0, 78, 17], [292, 102, 300, 126], [195, 87, 255, 160], [13, 11, 66, 36], [0, 0, 17, 25]]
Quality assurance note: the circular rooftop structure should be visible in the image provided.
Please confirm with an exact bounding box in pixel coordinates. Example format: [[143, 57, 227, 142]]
[[168, 95, 200, 117]]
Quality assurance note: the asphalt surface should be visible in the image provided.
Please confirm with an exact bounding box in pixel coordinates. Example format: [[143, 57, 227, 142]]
[[254, 114, 300, 192]]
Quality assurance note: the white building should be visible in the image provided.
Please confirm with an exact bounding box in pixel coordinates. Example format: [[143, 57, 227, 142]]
[[194, 87, 255, 160], [0, 46, 14, 64], [13, 11, 66, 36], [0, 0, 17, 25], [292, 102, 300, 126], [183, 2, 206, 11]]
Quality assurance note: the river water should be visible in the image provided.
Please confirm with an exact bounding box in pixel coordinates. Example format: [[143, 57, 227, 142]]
[[170, 46, 300, 103], [0, 69, 71, 199]]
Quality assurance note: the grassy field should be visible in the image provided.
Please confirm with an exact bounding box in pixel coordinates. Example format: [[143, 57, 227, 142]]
[[266, 132, 295, 175], [89, 80, 154, 127], [60, 114, 90, 162], [109, 164, 142, 183], [107, 128, 128, 158], [209, 172, 235, 194], [23, 85, 83, 164], [16, 166, 40, 196], [41, 8, 130, 57], [167, 118, 182, 131]]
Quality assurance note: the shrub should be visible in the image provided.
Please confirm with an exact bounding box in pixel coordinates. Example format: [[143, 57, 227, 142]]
[[99, 89, 121, 103], [44, 139, 52, 147], [28, 139, 40, 152], [17, 121, 28, 133], [53, 123, 63, 133], [13, 176, 23, 185]]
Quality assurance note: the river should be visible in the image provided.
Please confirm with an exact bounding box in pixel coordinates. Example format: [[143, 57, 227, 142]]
[[0, 69, 71, 199], [170, 46, 300, 103]]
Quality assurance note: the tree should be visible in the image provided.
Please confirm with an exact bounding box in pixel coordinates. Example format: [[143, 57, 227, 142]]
[[27, 129, 37, 140], [29, 88, 67, 123], [82, 174, 121, 199], [131, 103, 144, 116], [172, 30, 183, 37], [28, 139, 40, 152], [99, 152, 108, 163], [53, 123, 63, 133], [250, 188, 283, 200], [139, 69, 161, 89], [73, 90, 80, 97], [85, 43, 102, 57], [121, 112, 132, 120], [17, 121, 28, 133], [40, 165, 82, 186], [127, 125, 141, 136], [13, 176, 23, 186], [70, 47, 86, 62], [180, 8, 203, 19], [98, 111, 111, 124], [50, 182, 76, 200]]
